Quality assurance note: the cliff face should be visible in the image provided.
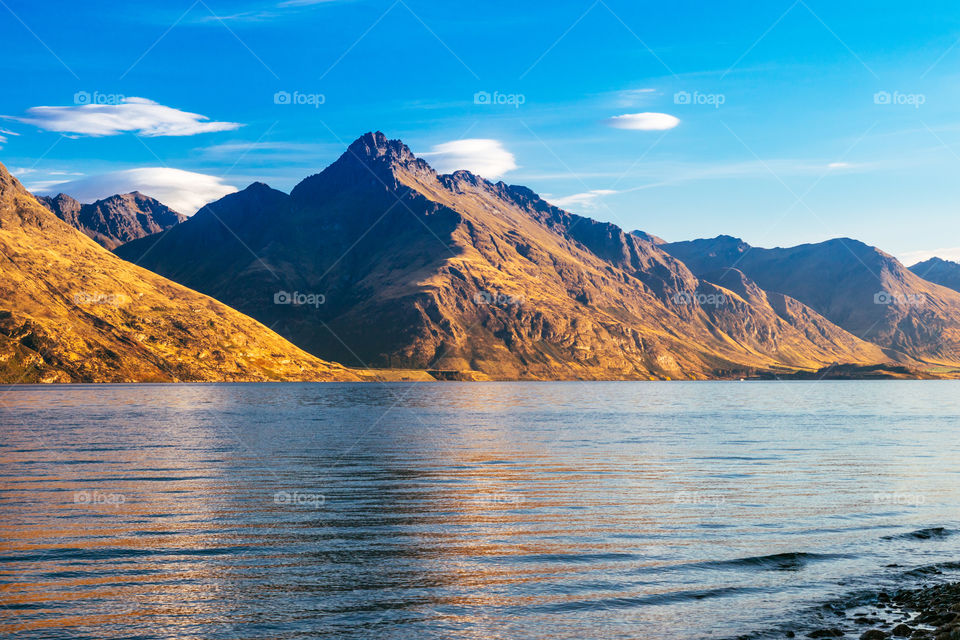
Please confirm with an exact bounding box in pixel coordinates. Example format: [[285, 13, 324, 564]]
[[116, 132, 891, 380], [0, 161, 367, 383]]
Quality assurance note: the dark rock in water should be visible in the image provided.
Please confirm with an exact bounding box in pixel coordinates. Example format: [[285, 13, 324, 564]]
[[786, 632, 795, 638], [860, 630, 886, 640], [892, 624, 912, 636], [807, 629, 844, 638]]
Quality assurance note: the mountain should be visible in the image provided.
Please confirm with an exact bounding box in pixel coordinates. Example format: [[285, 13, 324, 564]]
[[116, 132, 894, 380], [630, 230, 666, 245], [909, 257, 960, 294], [662, 236, 960, 366], [38, 191, 186, 249], [0, 160, 389, 383]]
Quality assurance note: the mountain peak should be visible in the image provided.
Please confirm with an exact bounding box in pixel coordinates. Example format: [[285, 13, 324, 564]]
[[346, 131, 417, 166], [241, 181, 275, 194], [291, 132, 434, 204], [36, 186, 185, 249], [713, 234, 749, 246], [630, 230, 666, 245], [912, 256, 956, 268], [50, 192, 81, 206], [908, 256, 960, 294]]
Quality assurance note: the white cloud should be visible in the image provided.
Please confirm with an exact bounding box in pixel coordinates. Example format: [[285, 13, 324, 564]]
[[548, 189, 618, 210], [898, 248, 960, 267], [615, 88, 657, 107], [34, 168, 237, 215], [13, 97, 242, 137], [0, 127, 18, 146], [605, 112, 680, 131], [418, 139, 517, 179]]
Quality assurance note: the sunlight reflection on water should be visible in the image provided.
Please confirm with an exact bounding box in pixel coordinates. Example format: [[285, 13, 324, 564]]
[[1, 381, 959, 639]]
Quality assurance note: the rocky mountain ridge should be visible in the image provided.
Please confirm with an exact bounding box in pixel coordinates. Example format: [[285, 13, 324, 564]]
[[38, 191, 186, 249], [115, 132, 910, 380]]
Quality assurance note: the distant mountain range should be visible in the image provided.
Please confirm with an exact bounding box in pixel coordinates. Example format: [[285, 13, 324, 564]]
[[108, 132, 957, 379], [661, 236, 960, 366], [909, 257, 960, 294], [38, 191, 185, 249], [7, 131, 958, 381], [0, 160, 429, 383]]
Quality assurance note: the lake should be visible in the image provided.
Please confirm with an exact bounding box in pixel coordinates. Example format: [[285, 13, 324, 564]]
[[1, 381, 959, 639]]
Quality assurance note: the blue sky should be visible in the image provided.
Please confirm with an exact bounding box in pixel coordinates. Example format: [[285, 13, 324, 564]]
[[1, 0, 960, 263]]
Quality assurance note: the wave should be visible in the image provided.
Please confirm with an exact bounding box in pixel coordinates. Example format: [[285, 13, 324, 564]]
[[696, 552, 851, 572], [531, 585, 765, 613], [882, 527, 954, 540]]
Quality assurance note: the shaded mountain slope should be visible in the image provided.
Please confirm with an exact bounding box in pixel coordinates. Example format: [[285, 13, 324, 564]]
[[662, 236, 960, 365], [38, 191, 186, 249], [117, 132, 891, 380], [909, 257, 960, 294], [630, 229, 666, 245], [0, 161, 378, 383]]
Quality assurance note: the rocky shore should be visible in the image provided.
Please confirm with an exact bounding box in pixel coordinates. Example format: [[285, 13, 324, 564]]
[[795, 582, 960, 639]]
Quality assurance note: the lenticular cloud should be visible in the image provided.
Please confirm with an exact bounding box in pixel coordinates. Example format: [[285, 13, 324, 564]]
[[15, 97, 242, 137], [418, 139, 518, 179], [605, 112, 680, 131]]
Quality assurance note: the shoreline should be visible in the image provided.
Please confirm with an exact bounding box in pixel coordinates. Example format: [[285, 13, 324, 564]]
[[7, 361, 960, 384], [783, 581, 960, 640], [3, 375, 960, 384]]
